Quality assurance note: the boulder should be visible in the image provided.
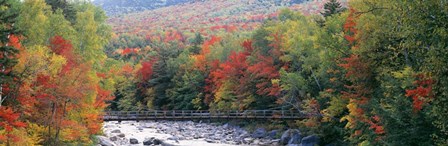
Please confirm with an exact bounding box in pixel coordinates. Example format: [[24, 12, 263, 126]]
[[96, 136, 115, 146], [288, 131, 301, 144], [267, 130, 279, 139], [300, 135, 319, 146], [110, 129, 121, 133], [129, 138, 139, 144], [280, 131, 290, 145], [205, 139, 215, 143], [280, 129, 301, 145], [153, 138, 163, 145], [143, 138, 153, 145], [252, 128, 267, 138]]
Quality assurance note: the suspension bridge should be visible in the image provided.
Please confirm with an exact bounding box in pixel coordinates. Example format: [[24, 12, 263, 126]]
[[103, 110, 306, 121]]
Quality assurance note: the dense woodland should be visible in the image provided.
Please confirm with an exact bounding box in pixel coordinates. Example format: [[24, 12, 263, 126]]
[[0, 0, 448, 145], [93, 0, 194, 16], [0, 0, 114, 145]]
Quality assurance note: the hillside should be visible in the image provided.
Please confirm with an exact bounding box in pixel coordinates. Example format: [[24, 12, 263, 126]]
[[106, 0, 347, 37], [94, 0, 312, 16], [3, 0, 448, 145], [93, 0, 195, 16]]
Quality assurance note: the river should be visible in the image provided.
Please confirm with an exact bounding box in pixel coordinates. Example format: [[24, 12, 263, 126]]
[[99, 120, 279, 146]]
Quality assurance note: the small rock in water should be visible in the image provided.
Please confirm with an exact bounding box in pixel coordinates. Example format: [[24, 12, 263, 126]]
[[205, 139, 215, 143], [111, 129, 121, 133], [229, 141, 241, 145], [243, 137, 254, 144], [142, 123, 154, 128], [193, 133, 200, 139], [167, 136, 179, 143], [117, 133, 125, 138], [109, 136, 117, 141], [96, 136, 114, 146], [104, 125, 115, 129], [271, 139, 280, 143], [137, 126, 144, 130], [253, 139, 261, 145], [142, 138, 153, 145], [129, 138, 139, 144]]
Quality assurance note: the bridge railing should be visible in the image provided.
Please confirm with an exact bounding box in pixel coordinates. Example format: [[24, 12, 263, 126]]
[[103, 110, 304, 121]]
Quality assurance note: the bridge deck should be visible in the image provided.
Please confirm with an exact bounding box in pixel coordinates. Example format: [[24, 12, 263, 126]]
[[103, 110, 305, 121]]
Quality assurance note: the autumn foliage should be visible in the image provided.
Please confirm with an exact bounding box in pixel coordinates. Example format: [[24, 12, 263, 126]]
[[0, 107, 27, 142], [405, 74, 434, 112], [3, 0, 447, 145], [0, 1, 114, 144]]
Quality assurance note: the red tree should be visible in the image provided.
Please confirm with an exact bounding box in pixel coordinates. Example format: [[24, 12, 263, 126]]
[[49, 36, 77, 75], [405, 74, 433, 112], [339, 8, 385, 140], [0, 107, 27, 143]]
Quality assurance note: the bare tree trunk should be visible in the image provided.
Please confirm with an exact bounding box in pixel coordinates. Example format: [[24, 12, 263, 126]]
[[310, 68, 322, 91], [404, 48, 411, 66], [48, 102, 57, 143], [55, 100, 68, 145]]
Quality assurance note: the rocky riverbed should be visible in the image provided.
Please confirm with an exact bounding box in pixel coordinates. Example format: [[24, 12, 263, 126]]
[[97, 120, 319, 146]]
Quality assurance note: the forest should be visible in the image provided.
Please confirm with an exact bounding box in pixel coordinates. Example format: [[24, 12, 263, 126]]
[[1, 0, 448, 145]]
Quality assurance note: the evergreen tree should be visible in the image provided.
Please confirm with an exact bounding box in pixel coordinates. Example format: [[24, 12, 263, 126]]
[[0, 0, 20, 106], [190, 33, 203, 54], [321, 0, 345, 17], [45, 0, 76, 23]]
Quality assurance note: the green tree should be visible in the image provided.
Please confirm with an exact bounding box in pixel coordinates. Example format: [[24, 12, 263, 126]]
[[45, 0, 76, 23], [74, 4, 111, 64], [321, 0, 346, 17], [17, 0, 51, 46], [147, 41, 182, 109], [0, 0, 20, 107], [189, 33, 203, 54]]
